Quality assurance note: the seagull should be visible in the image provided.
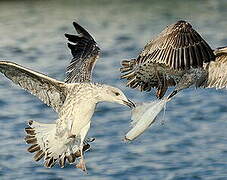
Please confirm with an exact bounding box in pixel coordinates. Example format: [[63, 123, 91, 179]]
[[0, 22, 135, 171], [120, 20, 227, 99]]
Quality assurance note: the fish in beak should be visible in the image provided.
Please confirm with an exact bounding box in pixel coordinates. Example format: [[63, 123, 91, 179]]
[[123, 99, 136, 108]]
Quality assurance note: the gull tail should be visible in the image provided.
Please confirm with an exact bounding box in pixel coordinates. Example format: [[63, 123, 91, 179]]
[[25, 120, 91, 168], [120, 58, 152, 92], [120, 59, 141, 89], [120, 59, 137, 78]]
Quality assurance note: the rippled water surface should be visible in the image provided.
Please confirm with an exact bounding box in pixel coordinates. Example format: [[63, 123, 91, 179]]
[[0, 0, 227, 179]]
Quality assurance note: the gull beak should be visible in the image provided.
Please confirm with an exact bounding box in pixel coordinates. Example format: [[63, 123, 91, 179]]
[[123, 99, 136, 108], [167, 90, 178, 100]]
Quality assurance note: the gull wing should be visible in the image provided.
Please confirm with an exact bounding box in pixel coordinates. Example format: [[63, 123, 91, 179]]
[[0, 61, 67, 112], [137, 20, 215, 70], [120, 59, 176, 93], [203, 47, 227, 89], [65, 22, 100, 83]]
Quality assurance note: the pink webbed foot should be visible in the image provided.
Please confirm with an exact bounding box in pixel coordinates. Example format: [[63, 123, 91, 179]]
[[76, 158, 87, 173]]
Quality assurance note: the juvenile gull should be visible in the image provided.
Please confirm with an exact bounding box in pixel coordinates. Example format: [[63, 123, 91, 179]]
[[120, 20, 227, 99], [0, 22, 135, 171]]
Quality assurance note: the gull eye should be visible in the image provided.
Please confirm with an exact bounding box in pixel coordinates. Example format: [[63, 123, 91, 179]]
[[115, 92, 120, 96]]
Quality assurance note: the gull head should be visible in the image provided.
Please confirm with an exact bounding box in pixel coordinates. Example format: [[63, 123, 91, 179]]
[[98, 85, 135, 108]]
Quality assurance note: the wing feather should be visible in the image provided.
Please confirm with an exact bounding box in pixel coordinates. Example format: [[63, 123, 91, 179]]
[[203, 47, 227, 89], [136, 20, 215, 70], [65, 22, 100, 83], [0, 61, 67, 112]]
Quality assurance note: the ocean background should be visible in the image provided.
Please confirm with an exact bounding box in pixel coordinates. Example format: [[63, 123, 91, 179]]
[[0, 0, 227, 179]]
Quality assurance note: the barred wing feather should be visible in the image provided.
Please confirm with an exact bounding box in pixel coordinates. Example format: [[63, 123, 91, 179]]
[[137, 20, 215, 70], [65, 22, 100, 83], [0, 61, 67, 112]]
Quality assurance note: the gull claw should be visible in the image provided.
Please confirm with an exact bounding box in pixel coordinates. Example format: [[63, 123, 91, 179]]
[[76, 159, 87, 173], [85, 137, 95, 143]]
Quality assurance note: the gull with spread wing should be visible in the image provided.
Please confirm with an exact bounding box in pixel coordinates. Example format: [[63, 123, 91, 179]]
[[0, 22, 135, 172], [120, 20, 227, 99]]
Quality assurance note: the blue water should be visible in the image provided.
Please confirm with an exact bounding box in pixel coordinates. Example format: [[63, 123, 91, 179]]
[[0, 0, 227, 179]]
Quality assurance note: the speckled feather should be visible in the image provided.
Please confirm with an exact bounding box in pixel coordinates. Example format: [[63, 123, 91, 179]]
[[0, 61, 67, 112], [202, 47, 227, 89]]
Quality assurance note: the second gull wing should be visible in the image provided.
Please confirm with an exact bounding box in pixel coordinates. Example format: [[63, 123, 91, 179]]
[[203, 47, 227, 89], [65, 22, 100, 83]]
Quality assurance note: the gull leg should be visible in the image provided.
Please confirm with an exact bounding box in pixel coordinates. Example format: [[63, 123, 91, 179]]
[[76, 144, 87, 172], [154, 65, 166, 99], [76, 122, 90, 172]]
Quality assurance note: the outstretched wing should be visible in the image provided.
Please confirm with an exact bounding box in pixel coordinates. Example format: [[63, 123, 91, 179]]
[[0, 61, 67, 112], [137, 20, 215, 70], [65, 22, 100, 83], [203, 47, 227, 89]]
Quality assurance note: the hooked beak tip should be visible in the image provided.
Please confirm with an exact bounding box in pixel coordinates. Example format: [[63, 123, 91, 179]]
[[123, 99, 136, 108], [168, 90, 178, 99]]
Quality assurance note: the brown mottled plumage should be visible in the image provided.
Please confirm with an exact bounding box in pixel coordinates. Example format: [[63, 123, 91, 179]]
[[121, 20, 227, 99], [137, 20, 215, 70]]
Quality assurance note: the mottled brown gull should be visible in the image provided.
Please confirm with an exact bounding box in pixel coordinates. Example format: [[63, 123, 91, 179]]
[[120, 20, 227, 99], [0, 22, 135, 172]]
